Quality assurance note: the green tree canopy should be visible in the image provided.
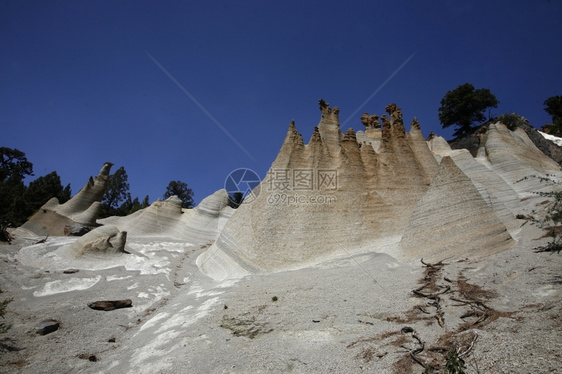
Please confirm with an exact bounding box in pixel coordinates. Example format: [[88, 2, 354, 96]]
[[25, 171, 71, 208], [0, 148, 71, 226], [0, 148, 34, 226], [99, 166, 131, 217], [99, 166, 151, 217], [117, 195, 150, 216], [0, 147, 33, 183], [543, 95, 562, 136], [438, 83, 499, 138], [0, 183, 26, 227], [164, 180, 194, 208], [544, 95, 562, 120], [10, 171, 73, 226]]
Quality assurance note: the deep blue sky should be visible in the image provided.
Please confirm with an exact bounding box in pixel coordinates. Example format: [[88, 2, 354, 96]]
[[2, 1, 561, 204]]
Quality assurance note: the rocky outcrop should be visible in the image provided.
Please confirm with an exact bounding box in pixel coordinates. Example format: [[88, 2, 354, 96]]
[[480, 122, 561, 194], [520, 121, 562, 165], [449, 115, 562, 166], [317, 99, 343, 156], [399, 156, 514, 261], [99, 190, 233, 243], [53, 162, 112, 223], [18, 209, 77, 237], [429, 139, 520, 235], [20, 163, 112, 236], [14, 102, 560, 282], [199, 102, 444, 278], [68, 225, 127, 255], [199, 102, 562, 279], [360, 113, 381, 129]]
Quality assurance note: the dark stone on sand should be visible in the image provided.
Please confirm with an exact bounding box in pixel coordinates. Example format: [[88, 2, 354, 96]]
[[36, 319, 60, 335], [88, 299, 133, 311], [77, 353, 99, 361]]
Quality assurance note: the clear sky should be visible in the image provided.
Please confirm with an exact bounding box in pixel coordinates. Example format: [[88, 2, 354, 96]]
[[2, 1, 561, 205]]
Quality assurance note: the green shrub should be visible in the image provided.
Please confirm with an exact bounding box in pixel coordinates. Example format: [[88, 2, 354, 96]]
[[497, 113, 522, 130], [519, 175, 562, 253], [445, 349, 466, 374]]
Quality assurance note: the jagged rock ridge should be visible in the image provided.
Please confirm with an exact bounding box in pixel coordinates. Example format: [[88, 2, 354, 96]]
[[13, 102, 562, 280], [19, 162, 113, 236], [449, 114, 562, 166], [99, 189, 233, 243], [6, 102, 562, 374], [198, 101, 561, 279], [399, 156, 514, 261]]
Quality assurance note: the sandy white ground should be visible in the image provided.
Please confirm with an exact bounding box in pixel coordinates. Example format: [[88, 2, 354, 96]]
[[1, 212, 561, 373]]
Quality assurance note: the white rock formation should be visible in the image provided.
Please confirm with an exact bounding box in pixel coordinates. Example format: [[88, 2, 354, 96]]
[[19, 163, 113, 236], [14, 102, 562, 282], [399, 156, 514, 261], [479, 122, 561, 193], [52, 162, 112, 223], [199, 103, 562, 279], [68, 225, 127, 255], [6, 103, 562, 374], [100, 189, 233, 243]]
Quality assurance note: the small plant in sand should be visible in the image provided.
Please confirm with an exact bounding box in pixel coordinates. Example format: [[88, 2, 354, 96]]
[[518, 175, 562, 253], [445, 349, 467, 374], [0, 222, 13, 243], [536, 188, 562, 253], [271, 296, 278, 302], [422, 365, 434, 374], [0, 288, 13, 333]]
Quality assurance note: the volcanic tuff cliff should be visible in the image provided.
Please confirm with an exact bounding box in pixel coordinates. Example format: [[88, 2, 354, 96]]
[[99, 190, 232, 242], [198, 101, 562, 279], [19, 162, 113, 236], [14, 101, 562, 279], [449, 114, 562, 166], [6, 102, 562, 374]]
